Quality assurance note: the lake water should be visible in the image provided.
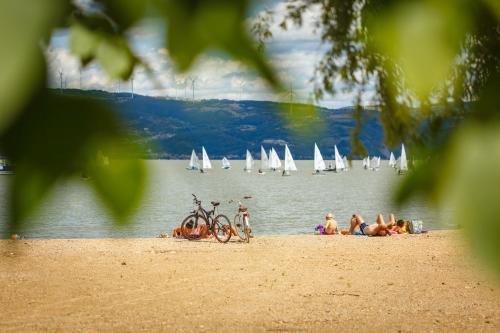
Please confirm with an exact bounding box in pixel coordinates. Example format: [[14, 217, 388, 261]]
[[0, 160, 453, 239]]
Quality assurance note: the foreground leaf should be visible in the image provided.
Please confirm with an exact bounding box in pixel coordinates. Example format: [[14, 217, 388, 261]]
[[437, 123, 500, 275], [0, 92, 146, 230], [0, 0, 66, 132], [157, 0, 280, 89]]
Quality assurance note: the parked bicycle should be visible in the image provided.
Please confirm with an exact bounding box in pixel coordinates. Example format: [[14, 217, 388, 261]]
[[230, 197, 253, 243], [180, 194, 232, 243]]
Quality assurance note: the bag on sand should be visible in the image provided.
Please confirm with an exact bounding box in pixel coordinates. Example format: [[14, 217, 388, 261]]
[[408, 220, 423, 234]]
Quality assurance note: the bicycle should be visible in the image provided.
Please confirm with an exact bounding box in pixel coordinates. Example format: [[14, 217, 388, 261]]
[[180, 194, 232, 243], [230, 197, 252, 243]]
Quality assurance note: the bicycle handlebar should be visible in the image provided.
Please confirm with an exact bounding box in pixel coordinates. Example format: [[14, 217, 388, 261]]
[[192, 194, 201, 205]]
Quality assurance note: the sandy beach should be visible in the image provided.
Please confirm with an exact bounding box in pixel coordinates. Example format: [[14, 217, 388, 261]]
[[1, 231, 499, 332]]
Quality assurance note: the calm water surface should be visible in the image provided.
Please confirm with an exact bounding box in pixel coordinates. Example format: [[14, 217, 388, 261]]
[[0, 160, 453, 238]]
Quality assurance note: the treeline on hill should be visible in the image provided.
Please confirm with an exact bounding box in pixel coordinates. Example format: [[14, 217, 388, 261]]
[[56, 89, 412, 159]]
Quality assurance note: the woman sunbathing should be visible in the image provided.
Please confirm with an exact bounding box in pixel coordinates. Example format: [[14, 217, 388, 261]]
[[386, 214, 410, 234]]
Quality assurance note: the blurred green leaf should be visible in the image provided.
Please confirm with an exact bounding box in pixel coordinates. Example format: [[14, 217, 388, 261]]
[[484, 0, 500, 20], [279, 102, 326, 138], [89, 146, 146, 225], [394, 158, 440, 206], [369, 0, 471, 98], [156, 0, 280, 89], [0, 92, 146, 229], [70, 23, 101, 65], [437, 123, 500, 274], [96, 36, 137, 79], [70, 22, 137, 79], [0, 0, 66, 132], [96, 0, 148, 32]]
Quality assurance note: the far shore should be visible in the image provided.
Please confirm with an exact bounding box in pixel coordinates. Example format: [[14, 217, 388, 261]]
[[1, 231, 499, 332]]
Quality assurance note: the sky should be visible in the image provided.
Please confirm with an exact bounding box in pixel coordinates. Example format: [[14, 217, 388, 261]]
[[47, 1, 372, 109]]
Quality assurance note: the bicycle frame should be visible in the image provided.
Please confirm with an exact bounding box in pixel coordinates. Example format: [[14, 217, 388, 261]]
[[192, 198, 217, 225]]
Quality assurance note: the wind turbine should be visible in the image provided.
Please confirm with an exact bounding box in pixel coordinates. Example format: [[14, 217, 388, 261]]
[[188, 76, 197, 102], [59, 69, 64, 92], [238, 79, 246, 101], [130, 75, 134, 99]]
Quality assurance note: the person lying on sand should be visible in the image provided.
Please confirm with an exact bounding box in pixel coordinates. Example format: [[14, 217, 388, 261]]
[[386, 214, 410, 234], [324, 212, 339, 235], [172, 221, 211, 238], [341, 214, 391, 236]]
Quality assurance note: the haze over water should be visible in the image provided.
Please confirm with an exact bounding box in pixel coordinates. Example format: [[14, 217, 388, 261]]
[[0, 160, 451, 239]]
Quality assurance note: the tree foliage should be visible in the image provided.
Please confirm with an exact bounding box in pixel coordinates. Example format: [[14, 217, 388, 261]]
[[269, 0, 500, 273]]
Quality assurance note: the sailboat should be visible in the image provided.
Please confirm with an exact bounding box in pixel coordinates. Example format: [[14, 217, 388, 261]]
[[342, 156, 349, 171], [363, 156, 371, 170], [313, 143, 326, 174], [269, 147, 281, 171], [370, 156, 380, 171], [334, 145, 345, 172], [201, 146, 212, 173], [221, 157, 231, 169], [397, 144, 408, 175], [244, 150, 253, 172], [259, 146, 269, 174], [186, 149, 199, 170], [282, 145, 297, 176], [389, 152, 396, 168]]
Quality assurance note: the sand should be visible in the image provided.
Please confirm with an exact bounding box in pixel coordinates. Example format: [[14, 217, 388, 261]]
[[1, 231, 499, 332]]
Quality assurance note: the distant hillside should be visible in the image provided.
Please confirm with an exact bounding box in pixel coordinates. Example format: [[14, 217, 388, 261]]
[[58, 89, 394, 159]]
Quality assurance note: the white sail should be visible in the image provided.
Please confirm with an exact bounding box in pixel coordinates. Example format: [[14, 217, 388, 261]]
[[202, 146, 212, 169], [362, 157, 367, 168], [261, 146, 269, 170], [399, 144, 408, 171], [389, 152, 396, 167], [343, 156, 349, 170], [313, 143, 326, 171], [370, 156, 380, 169], [274, 148, 282, 168], [221, 157, 231, 169], [270, 147, 281, 169], [284, 145, 297, 171], [244, 150, 253, 170], [365, 156, 371, 169], [334, 145, 344, 171], [188, 149, 199, 170], [269, 149, 274, 169]]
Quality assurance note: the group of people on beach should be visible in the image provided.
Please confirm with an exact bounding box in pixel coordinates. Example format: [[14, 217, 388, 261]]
[[320, 212, 410, 236]]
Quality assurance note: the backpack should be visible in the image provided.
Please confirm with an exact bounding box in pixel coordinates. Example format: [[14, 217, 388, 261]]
[[408, 220, 423, 234]]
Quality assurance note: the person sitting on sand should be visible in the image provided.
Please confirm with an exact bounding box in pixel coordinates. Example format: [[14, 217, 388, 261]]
[[342, 214, 391, 236], [324, 212, 339, 235]]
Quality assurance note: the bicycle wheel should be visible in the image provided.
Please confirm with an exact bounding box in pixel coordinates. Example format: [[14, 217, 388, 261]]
[[181, 214, 208, 241], [212, 214, 231, 243], [233, 214, 247, 242]]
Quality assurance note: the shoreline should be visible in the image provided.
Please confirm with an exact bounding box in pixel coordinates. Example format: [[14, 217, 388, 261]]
[[1, 231, 499, 332], [2, 229, 459, 241]]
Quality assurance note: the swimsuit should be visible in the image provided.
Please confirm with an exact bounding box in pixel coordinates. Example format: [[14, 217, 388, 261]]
[[359, 222, 368, 235]]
